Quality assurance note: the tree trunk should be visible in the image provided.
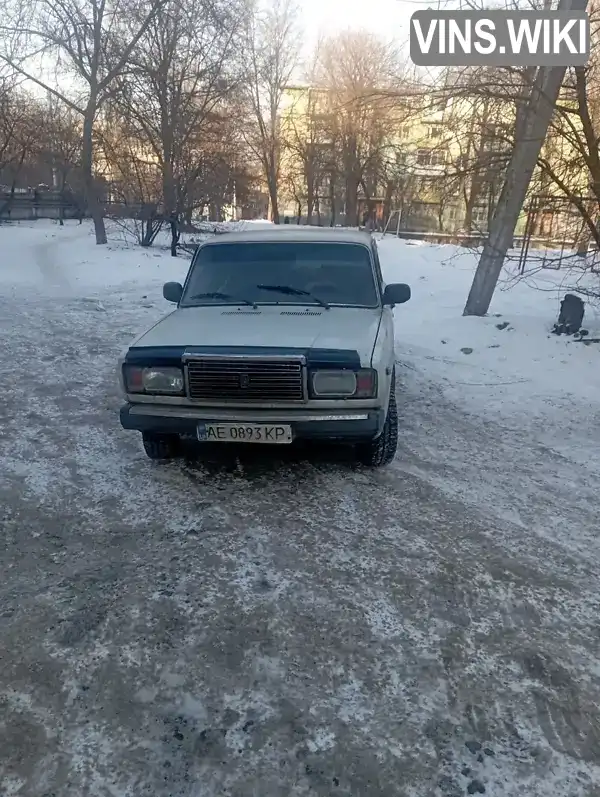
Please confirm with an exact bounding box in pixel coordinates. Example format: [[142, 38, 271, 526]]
[[306, 177, 314, 225], [329, 177, 336, 226], [0, 149, 27, 217], [170, 215, 179, 257], [82, 100, 107, 244], [463, 164, 486, 237], [1, 180, 17, 218], [383, 181, 394, 226], [345, 172, 360, 227], [576, 216, 591, 257], [464, 22, 581, 317], [141, 218, 154, 247], [463, 199, 475, 235], [267, 174, 279, 224], [162, 159, 176, 218], [59, 173, 67, 226], [437, 203, 445, 232]]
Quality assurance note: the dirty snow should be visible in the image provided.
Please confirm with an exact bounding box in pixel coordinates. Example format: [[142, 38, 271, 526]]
[[0, 219, 599, 797], [375, 234, 600, 561]]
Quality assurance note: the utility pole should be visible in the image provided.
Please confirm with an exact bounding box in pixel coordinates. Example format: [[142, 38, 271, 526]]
[[463, 0, 588, 317]]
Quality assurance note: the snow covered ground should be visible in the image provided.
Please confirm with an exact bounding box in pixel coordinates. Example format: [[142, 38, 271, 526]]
[[378, 235, 600, 555], [1, 220, 599, 797]]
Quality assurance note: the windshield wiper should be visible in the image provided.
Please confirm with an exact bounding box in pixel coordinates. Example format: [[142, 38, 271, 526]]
[[256, 284, 330, 309], [188, 291, 258, 309]]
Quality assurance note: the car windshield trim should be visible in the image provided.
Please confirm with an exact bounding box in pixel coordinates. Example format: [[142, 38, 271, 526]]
[[179, 240, 381, 309], [180, 300, 379, 309]]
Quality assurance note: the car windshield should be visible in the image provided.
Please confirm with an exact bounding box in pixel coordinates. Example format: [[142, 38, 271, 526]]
[[180, 241, 379, 308]]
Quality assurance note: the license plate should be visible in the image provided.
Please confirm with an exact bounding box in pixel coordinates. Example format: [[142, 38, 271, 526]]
[[197, 423, 292, 444]]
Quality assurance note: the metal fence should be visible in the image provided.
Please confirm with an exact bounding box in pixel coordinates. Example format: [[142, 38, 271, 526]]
[[0, 190, 82, 221]]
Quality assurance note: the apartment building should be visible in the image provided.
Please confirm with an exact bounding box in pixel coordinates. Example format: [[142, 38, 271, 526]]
[[277, 81, 589, 238]]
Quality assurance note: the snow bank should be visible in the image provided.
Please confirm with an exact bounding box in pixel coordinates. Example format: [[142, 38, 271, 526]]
[[378, 235, 600, 425], [0, 219, 188, 293]]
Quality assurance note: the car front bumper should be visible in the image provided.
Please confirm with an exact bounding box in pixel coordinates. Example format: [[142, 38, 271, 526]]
[[119, 403, 385, 441]]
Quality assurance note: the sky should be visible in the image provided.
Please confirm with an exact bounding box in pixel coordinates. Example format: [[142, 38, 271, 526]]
[[25, 0, 436, 97], [298, 0, 418, 59], [295, 0, 528, 64]]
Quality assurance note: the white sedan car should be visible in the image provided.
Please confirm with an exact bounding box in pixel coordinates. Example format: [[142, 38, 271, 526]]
[[118, 228, 411, 466]]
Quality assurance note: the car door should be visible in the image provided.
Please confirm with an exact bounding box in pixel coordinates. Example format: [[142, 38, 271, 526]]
[[369, 239, 395, 402]]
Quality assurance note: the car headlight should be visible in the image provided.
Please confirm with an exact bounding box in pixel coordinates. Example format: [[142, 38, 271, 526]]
[[311, 369, 377, 398], [123, 365, 185, 395]]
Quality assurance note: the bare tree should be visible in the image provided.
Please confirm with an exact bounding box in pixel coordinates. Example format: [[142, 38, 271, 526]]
[[534, 10, 600, 252], [428, 68, 521, 239], [39, 99, 84, 223], [114, 0, 243, 253], [0, 0, 167, 244], [0, 88, 43, 214], [242, 0, 300, 223], [97, 109, 161, 208], [0, 82, 24, 178], [314, 32, 408, 226], [280, 87, 334, 223], [445, 6, 599, 262]]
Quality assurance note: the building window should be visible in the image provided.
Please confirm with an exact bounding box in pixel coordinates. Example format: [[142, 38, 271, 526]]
[[416, 148, 446, 166], [430, 150, 447, 166], [419, 176, 436, 192], [429, 126, 443, 138]]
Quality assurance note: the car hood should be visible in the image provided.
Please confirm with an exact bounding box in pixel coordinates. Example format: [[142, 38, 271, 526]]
[[132, 305, 382, 365]]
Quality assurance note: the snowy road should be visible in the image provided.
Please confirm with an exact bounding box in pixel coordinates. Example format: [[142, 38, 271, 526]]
[[1, 224, 599, 796]]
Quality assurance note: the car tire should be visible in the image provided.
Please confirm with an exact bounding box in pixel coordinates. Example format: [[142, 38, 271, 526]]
[[356, 381, 398, 467], [142, 432, 179, 460]]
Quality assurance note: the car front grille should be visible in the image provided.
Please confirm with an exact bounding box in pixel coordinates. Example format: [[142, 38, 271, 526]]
[[186, 357, 305, 402]]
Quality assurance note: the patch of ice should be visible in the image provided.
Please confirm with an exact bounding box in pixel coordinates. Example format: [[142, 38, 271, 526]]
[[337, 675, 374, 724], [307, 729, 336, 752]]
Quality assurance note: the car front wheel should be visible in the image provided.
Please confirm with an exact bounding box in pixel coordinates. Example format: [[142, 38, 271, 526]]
[[142, 432, 180, 460], [355, 384, 398, 467]]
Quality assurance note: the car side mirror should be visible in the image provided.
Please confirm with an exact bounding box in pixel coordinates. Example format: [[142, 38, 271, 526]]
[[383, 283, 411, 306], [163, 281, 183, 303]]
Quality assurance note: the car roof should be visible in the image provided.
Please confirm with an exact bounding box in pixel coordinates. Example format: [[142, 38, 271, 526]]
[[200, 227, 373, 246]]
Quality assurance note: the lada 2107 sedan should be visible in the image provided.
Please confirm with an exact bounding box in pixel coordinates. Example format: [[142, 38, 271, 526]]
[[118, 227, 411, 467]]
